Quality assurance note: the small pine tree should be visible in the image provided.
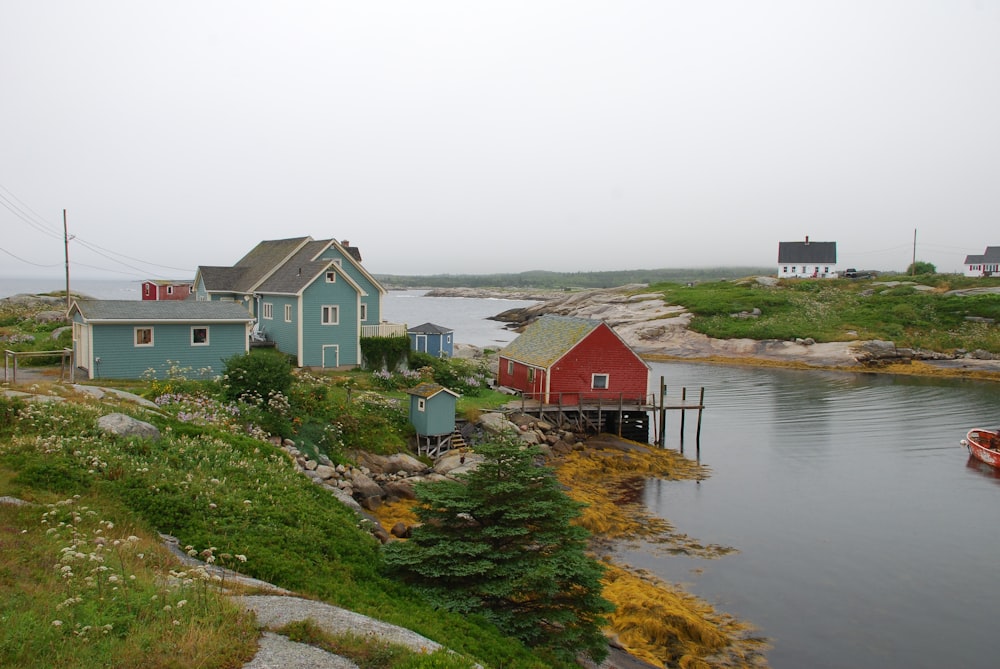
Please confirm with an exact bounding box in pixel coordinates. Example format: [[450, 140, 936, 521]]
[[383, 434, 613, 664]]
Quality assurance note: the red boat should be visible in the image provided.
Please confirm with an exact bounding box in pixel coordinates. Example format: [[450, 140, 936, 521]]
[[962, 428, 1000, 469]]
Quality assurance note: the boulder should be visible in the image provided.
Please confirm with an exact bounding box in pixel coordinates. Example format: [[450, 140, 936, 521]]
[[383, 453, 426, 475], [350, 472, 384, 511], [97, 413, 161, 441], [383, 479, 418, 500], [479, 412, 518, 435]]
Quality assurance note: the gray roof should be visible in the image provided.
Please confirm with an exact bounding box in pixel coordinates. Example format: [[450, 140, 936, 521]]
[[499, 315, 602, 368], [408, 322, 453, 335], [777, 241, 837, 264], [964, 246, 1000, 264], [200, 237, 309, 293], [71, 300, 254, 323], [256, 240, 334, 294]]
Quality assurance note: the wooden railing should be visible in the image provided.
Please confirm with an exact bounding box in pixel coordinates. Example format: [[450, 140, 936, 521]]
[[3, 348, 75, 384], [361, 323, 407, 338]]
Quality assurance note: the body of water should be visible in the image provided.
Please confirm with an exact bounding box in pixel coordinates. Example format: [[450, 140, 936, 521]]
[[632, 362, 1000, 669], [0, 277, 143, 301]]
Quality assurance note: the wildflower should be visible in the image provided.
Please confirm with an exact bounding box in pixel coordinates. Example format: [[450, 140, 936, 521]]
[[52, 620, 63, 627]]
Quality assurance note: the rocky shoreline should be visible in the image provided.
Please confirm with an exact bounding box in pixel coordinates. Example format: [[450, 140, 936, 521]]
[[429, 284, 1000, 377]]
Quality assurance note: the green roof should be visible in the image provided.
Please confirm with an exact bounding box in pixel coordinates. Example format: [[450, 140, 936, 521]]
[[498, 315, 601, 368]]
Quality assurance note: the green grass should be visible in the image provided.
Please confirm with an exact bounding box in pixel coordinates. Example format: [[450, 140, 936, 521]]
[[0, 391, 559, 669], [653, 274, 1000, 353]]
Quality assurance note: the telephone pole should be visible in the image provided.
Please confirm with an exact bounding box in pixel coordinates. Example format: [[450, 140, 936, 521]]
[[64, 209, 71, 312], [911, 229, 917, 276]]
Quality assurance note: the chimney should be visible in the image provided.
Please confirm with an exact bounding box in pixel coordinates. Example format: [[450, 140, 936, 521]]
[[805, 236, 810, 245], [341, 240, 350, 247]]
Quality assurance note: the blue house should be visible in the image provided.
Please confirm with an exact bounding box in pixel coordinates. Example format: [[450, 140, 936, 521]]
[[406, 382, 461, 457], [408, 322, 454, 358], [69, 300, 254, 380], [194, 237, 401, 369]]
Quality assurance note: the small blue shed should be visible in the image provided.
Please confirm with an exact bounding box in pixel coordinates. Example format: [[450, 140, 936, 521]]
[[408, 322, 454, 358], [406, 382, 460, 457], [69, 299, 254, 380]]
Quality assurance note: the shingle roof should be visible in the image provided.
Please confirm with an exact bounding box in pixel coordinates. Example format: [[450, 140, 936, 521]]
[[71, 300, 253, 322], [964, 246, 1000, 264], [200, 237, 309, 293], [408, 323, 453, 335], [777, 241, 837, 264], [256, 240, 333, 294], [406, 382, 460, 399], [499, 315, 601, 368]]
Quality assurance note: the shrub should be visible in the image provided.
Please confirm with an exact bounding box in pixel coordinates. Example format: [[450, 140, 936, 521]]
[[221, 351, 294, 403]]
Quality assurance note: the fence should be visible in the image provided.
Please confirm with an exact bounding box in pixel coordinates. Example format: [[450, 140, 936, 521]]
[[3, 349, 75, 385]]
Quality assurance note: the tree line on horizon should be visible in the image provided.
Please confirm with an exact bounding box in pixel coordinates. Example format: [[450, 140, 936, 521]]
[[375, 267, 776, 289]]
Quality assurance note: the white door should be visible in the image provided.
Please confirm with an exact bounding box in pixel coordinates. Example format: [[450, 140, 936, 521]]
[[322, 344, 339, 369]]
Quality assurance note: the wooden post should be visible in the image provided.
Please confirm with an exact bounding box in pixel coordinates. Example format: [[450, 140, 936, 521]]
[[696, 387, 705, 458], [658, 378, 666, 447]]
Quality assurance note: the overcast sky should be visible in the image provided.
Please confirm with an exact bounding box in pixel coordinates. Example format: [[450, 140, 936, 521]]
[[2, 1, 999, 280]]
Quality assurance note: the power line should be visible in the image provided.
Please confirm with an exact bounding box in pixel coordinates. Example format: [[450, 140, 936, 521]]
[[0, 245, 63, 268]]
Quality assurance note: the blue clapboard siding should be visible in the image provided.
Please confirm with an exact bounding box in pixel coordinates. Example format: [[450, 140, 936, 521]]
[[300, 278, 359, 367], [318, 246, 382, 326], [257, 295, 299, 359]]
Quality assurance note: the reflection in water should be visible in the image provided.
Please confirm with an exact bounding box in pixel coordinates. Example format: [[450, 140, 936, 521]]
[[624, 362, 1000, 669]]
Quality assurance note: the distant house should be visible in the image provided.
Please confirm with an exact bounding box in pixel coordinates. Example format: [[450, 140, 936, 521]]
[[962, 246, 1000, 277], [193, 237, 399, 369], [497, 314, 649, 405], [141, 280, 193, 301], [777, 236, 839, 278], [408, 322, 454, 358], [69, 299, 253, 380], [406, 382, 461, 457]]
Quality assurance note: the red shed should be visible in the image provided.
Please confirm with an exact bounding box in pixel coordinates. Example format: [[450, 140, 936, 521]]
[[497, 314, 650, 405], [141, 280, 193, 301]]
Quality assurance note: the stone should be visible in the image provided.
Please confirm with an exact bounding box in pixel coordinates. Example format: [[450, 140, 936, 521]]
[[383, 479, 417, 500], [350, 472, 384, 510], [97, 413, 161, 441], [383, 453, 426, 475], [479, 412, 519, 435], [390, 522, 411, 539], [314, 465, 337, 480]]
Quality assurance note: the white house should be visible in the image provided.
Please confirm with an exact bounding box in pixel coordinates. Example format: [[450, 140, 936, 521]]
[[777, 236, 839, 278], [962, 246, 1000, 277]]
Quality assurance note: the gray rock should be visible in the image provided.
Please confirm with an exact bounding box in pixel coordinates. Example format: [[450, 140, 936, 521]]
[[383, 453, 426, 475], [97, 412, 161, 441], [478, 412, 518, 435]]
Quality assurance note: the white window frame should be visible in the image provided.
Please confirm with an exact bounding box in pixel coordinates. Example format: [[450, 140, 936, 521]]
[[134, 327, 154, 347], [191, 326, 209, 346], [284, 304, 292, 322], [321, 305, 339, 325], [326, 271, 336, 283], [166, 285, 174, 295], [262, 302, 273, 320], [417, 398, 426, 412], [507, 360, 514, 375], [592, 373, 609, 390], [360, 303, 367, 321]]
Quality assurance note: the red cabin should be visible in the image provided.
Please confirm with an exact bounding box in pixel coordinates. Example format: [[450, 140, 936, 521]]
[[497, 315, 650, 405], [141, 280, 193, 301]]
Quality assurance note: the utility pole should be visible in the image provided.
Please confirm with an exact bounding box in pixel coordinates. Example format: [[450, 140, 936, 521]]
[[911, 228, 917, 275], [64, 209, 71, 312]]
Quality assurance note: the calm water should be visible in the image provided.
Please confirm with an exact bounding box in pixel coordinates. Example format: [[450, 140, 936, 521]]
[[5, 277, 999, 666], [632, 362, 1000, 669]]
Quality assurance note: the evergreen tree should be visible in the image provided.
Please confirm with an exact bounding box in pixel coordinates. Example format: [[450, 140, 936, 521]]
[[383, 435, 613, 664]]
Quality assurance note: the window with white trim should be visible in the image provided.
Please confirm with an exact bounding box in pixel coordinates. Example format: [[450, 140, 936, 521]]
[[326, 271, 336, 283], [507, 360, 514, 375], [191, 327, 209, 346], [417, 398, 426, 412], [360, 303, 367, 321], [262, 302, 273, 320], [592, 373, 609, 390], [135, 327, 153, 347], [321, 305, 339, 325], [284, 304, 292, 322]]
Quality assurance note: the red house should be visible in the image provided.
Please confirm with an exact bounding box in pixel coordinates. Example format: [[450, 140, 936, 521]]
[[497, 315, 650, 405], [141, 280, 193, 301]]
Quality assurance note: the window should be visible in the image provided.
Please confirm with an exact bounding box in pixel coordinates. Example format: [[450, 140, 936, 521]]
[[360, 304, 367, 321], [284, 304, 292, 322], [592, 373, 609, 390], [143, 284, 150, 296], [134, 327, 153, 347], [417, 398, 426, 412], [321, 305, 339, 325], [262, 302, 273, 320], [191, 327, 209, 346], [507, 360, 514, 375], [527, 368, 535, 383], [782, 267, 788, 273], [326, 271, 336, 283], [166, 286, 174, 295]]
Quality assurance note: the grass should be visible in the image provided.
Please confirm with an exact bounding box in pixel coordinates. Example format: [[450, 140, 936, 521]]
[[0, 389, 557, 669], [652, 274, 1000, 353]]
